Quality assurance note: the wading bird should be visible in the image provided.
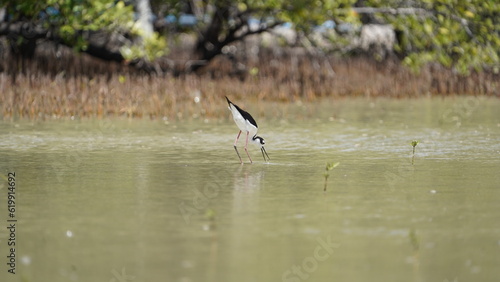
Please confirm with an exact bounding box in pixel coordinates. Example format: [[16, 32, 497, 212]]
[[225, 96, 270, 164]]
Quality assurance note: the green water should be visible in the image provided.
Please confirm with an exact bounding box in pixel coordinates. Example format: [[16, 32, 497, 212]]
[[0, 97, 499, 282]]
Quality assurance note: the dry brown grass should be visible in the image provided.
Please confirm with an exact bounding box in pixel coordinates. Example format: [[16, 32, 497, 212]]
[[1, 43, 498, 120]]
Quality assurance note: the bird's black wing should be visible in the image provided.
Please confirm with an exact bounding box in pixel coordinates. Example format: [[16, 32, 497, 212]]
[[225, 96, 258, 128], [237, 106, 258, 128]]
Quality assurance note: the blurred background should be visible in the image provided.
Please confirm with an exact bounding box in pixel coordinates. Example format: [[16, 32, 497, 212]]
[[0, 0, 498, 119]]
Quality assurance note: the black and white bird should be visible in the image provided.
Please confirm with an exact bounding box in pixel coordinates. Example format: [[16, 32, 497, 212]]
[[225, 96, 270, 164]]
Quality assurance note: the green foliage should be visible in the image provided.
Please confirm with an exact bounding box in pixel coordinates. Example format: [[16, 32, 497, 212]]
[[410, 140, 419, 165], [159, 0, 356, 34], [324, 161, 340, 191], [5, 0, 167, 61], [272, 0, 356, 31], [7, 0, 499, 71], [364, 0, 500, 73], [409, 228, 419, 252], [7, 0, 135, 50], [121, 32, 168, 62], [326, 162, 340, 171], [411, 140, 420, 148], [162, 0, 497, 72]]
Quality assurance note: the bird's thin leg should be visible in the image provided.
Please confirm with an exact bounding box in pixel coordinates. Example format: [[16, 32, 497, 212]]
[[244, 131, 253, 163], [233, 130, 243, 164]]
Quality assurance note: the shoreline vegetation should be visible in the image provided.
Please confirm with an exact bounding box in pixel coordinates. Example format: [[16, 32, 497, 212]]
[[1, 42, 499, 121]]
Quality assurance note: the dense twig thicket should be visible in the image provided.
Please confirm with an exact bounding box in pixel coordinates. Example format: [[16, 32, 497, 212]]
[[1, 38, 498, 120]]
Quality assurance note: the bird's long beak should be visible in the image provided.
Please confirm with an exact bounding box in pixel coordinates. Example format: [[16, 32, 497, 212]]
[[261, 146, 270, 162]]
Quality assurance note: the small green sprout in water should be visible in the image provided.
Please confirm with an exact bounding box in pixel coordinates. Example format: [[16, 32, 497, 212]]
[[324, 162, 340, 192], [205, 208, 216, 220], [409, 228, 420, 252], [411, 140, 420, 165], [204, 208, 216, 230]]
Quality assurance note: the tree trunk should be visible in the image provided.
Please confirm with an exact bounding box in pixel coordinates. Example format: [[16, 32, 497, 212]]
[[135, 0, 154, 39], [192, 5, 230, 71]]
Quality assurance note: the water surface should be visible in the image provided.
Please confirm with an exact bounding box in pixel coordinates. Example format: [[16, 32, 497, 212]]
[[0, 97, 499, 282]]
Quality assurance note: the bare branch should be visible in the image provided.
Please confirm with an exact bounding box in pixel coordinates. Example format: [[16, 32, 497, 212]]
[[232, 21, 282, 42]]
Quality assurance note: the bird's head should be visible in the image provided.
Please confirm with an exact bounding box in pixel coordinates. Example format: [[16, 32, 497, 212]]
[[252, 135, 265, 147], [252, 135, 270, 162]]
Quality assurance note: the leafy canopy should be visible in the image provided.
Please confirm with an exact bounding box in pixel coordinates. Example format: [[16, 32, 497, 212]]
[[4, 0, 500, 71], [5, 0, 166, 61], [8, 0, 135, 49], [363, 0, 500, 73]]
